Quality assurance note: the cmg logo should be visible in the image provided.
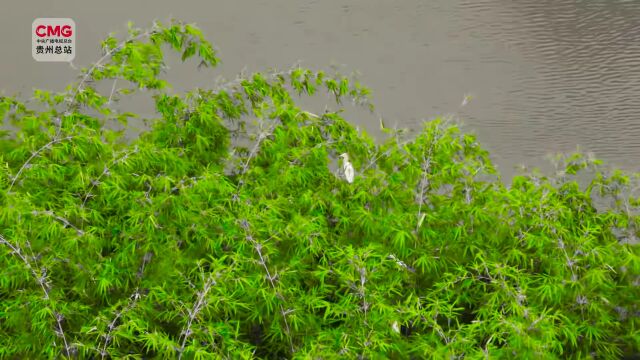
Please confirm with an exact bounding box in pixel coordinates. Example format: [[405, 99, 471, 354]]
[[32, 18, 76, 62], [35, 24, 73, 38]]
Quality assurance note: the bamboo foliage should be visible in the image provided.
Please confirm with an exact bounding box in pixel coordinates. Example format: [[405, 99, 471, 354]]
[[0, 20, 638, 359]]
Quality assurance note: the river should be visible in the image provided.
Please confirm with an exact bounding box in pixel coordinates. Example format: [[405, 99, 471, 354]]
[[2, 0, 640, 180]]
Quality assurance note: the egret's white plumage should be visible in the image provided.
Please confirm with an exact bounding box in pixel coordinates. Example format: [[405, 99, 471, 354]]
[[339, 153, 354, 183], [391, 321, 400, 333]]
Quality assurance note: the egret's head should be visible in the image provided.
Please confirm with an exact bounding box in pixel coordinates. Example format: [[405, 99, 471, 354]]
[[338, 153, 349, 160]]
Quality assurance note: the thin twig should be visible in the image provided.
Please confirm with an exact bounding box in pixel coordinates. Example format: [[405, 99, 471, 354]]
[[7, 136, 75, 193], [33, 210, 84, 236], [416, 122, 442, 232], [99, 288, 143, 359], [61, 30, 151, 138], [0, 234, 71, 356], [107, 78, 118, 105], [178, 271, 217, 359], [80, 147, 138, 226], [242, 228, 295, 353], [70, 30, 151, 105]]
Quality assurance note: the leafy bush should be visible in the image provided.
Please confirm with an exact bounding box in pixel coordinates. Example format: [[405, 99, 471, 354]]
[[0, 20, 638, 359]]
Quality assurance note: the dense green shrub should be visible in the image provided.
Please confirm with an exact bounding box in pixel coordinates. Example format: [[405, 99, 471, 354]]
[[0, 20, 638, 359]]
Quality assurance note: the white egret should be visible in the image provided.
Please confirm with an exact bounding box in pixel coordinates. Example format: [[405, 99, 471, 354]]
[[338, 153, 354, 184], [391, 321, 400, 333]]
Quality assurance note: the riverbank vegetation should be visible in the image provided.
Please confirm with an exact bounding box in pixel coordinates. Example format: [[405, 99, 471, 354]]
[[0, 20, 638, 359]]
